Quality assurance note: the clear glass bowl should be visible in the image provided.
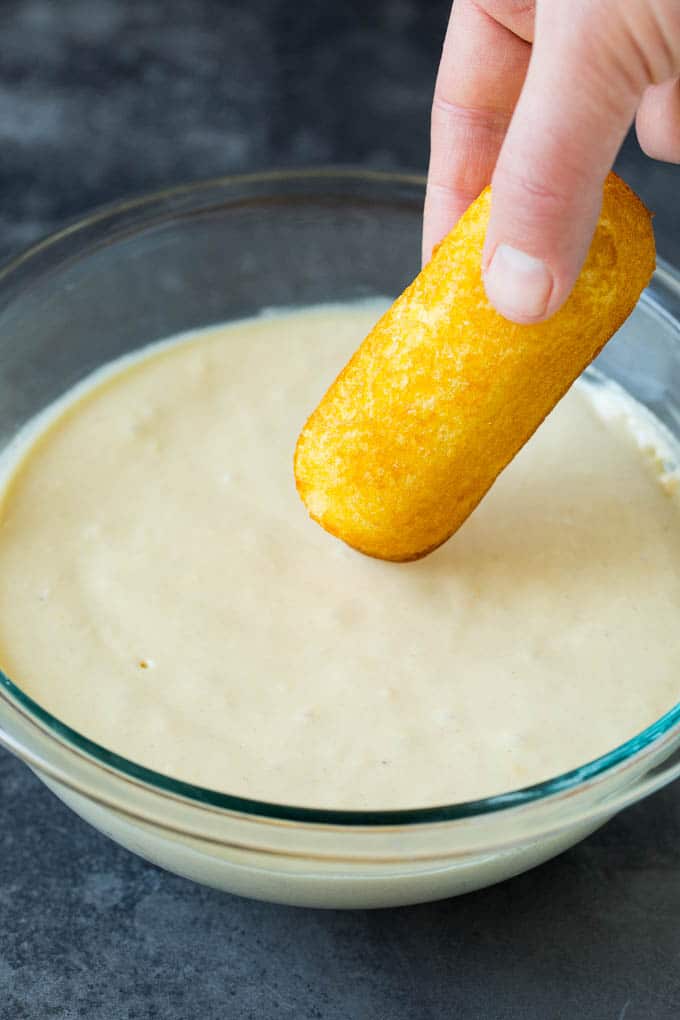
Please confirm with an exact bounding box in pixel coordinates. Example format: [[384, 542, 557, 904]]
[[1, 169, 680, 909]]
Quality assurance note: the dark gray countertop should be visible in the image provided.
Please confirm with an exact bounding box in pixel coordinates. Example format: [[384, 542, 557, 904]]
[[1, 2, 680, 1017]]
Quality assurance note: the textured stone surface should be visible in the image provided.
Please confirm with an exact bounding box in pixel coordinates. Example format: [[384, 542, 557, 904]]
[[1, 1, 680, 1017]]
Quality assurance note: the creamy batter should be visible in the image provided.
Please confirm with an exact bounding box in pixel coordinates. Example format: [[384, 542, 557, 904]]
[[1, 302, 679, 809]]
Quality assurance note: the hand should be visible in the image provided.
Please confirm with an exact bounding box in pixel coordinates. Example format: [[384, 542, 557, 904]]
[[423, 0, 680, 323]]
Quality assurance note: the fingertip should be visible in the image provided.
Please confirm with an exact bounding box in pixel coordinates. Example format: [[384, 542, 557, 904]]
[[636, 79, 680, 163], [422, 182, 469, 268], [483, 243, 555, 323], [421, 227, 437, 269], [480, 164, 603, 325], [421, 203, 439, 269]]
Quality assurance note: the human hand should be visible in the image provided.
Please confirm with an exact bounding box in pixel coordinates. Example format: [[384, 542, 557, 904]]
[[423, 0, 680, 323]]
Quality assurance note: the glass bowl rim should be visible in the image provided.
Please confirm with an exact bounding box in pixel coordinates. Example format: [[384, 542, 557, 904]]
[[0, 166, 679, 829]]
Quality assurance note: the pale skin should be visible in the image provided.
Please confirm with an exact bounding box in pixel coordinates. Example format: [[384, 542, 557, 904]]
[[423, 0, 680, 324]]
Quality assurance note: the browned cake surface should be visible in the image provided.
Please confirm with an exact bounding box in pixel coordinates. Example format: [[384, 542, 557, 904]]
[[294, 173, 656, 561]]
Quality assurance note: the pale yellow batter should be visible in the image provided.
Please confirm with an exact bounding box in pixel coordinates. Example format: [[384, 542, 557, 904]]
[[1, 302, 679, 809]]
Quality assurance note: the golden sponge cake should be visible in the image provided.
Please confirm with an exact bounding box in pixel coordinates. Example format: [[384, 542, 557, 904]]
[[295, 173, 655, 561]]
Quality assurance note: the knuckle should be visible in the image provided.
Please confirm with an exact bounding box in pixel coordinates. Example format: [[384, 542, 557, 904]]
[[601, 1, 680, 90], [473, 0, 535, 38], [493, 166, 573, 213], [431, 94, 509, 134], [426, 179, 482, 208], [649, 1, 680, 77]]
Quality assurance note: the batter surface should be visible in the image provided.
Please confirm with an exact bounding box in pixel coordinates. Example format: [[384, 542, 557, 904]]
[[1, 302, 679, 808]]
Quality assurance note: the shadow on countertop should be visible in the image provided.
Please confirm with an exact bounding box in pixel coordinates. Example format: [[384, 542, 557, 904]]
[[3, 755, 680, 1020]]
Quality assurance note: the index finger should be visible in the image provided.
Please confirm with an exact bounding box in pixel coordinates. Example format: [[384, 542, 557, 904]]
[[423, 0, 531, 263]]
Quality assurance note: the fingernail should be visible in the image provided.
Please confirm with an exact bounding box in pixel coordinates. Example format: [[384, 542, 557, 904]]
[[484, 244, 553, 322]]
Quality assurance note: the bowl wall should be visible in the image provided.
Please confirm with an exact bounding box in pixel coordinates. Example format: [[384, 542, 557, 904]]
[[1, 171, 680, 908]]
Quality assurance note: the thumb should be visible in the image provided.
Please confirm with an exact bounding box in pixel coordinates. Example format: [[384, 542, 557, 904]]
[[482, 3, 642, 324]]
